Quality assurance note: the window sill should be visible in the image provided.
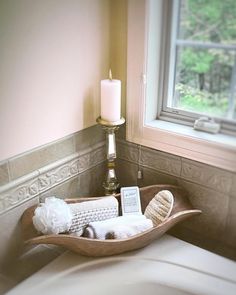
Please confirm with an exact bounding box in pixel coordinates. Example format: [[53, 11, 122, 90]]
[[148, 120, 236, 149], [127, 119, 236, 172]]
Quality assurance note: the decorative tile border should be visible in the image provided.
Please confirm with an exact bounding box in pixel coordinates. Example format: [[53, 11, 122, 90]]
[[0, 142, 106, 215], [181, 159, 232, 194], [117, 140, 236, 194], [0, 171, 40, 214], [1, 138, 235, 214], [117, 140, 182, 177], [140, 146, 182, 177]]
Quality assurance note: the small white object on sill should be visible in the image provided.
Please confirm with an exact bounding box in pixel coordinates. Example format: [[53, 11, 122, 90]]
[[193, 116, 220, 134]]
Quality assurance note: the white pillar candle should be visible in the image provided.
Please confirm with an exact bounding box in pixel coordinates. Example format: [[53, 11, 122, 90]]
[[101, 73, 121, 122]]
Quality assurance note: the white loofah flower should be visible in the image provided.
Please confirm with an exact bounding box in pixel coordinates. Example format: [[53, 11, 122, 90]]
[[32, 197, 73, 234]]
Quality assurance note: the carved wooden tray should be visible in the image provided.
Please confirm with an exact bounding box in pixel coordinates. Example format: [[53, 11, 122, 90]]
[[21, 184, 201, 257]]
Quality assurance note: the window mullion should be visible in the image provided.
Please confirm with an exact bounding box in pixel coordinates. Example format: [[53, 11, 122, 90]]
[[163, 0, 179, 110], [227, 55, 236, 119], [175, 39, 236, 51]]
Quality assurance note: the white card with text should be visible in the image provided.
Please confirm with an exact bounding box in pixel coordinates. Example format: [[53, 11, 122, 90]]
[[121, 186, 142, 215]]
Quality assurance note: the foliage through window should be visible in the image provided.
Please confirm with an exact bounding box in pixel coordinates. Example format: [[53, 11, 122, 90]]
[[162, 0, 236, 131]]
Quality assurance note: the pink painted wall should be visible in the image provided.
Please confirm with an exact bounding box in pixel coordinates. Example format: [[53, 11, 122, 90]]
[[0, 0, 110, 161]]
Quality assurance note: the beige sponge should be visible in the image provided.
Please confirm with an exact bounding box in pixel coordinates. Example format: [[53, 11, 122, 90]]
[[144, 190, 174, 226]]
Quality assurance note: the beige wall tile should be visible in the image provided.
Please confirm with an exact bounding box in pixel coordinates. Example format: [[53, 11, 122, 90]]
[[116, 159, 138, 187], [9, 136, 75, 180], [116, 124, 126, 140], [0, 197, 39, 271], [5, 245, 64, 284], [117, 140, 139, 163], [77, 162, 107, 197], [0, 162, 9, 186], [177, 180, 229, 241], [169, 226, 218, 253], [229, 174, 236, 197], [74, 125, 105, 152], [0, 274, 16, 295], [214, 243, 236, 261], [224, 196, 236, 248], [138, 166, 178, 187], [169, 226, 236, 261]]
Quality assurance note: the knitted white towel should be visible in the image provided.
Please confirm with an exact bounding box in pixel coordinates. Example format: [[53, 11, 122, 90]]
[[83, 215, 153, 240], [69, 196, 119, 235]]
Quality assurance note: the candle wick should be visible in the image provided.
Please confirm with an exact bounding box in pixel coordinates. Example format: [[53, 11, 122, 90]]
[[109, 69, 112, 81]]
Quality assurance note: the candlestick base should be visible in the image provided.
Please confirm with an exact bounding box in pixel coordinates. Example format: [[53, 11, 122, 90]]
[[97, 116, 125, 195], [96, 116, 125, 127], [103, 162, 120, 195]]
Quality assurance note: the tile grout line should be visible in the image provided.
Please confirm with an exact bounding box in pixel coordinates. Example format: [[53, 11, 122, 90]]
[[6, 159, 12, 183]]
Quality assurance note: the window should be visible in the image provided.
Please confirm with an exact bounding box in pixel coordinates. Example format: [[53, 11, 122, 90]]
[[160, 0, 236, 135], [126, 0, 236, 172]]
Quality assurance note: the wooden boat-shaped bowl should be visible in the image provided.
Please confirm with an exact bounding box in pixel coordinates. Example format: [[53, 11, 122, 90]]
[[21, 184, 201, 257]]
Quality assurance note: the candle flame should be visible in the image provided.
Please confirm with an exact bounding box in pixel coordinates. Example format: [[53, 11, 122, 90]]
[[109, 69, 112, 81]]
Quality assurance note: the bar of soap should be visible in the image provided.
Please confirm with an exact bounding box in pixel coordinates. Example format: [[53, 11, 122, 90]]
[[144, 190, 174, 226]]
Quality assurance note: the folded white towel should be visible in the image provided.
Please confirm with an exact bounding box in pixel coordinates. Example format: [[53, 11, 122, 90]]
[[106, 220, 153, 239], [83, 215, 153, 240]]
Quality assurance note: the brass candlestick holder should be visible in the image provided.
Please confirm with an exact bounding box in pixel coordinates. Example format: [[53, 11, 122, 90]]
[[96, 116, 125, 195]]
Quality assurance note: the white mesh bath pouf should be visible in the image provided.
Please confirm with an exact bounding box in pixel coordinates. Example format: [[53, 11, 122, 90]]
[[144, 190, 174, 226], [32, 196, 119, 236]]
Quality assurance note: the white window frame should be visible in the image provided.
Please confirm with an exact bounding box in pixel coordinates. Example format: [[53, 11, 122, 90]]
[[160, 0, 236, 133], [126, 0, 236, 172]]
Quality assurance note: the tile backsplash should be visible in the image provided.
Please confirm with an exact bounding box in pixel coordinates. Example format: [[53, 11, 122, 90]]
[[0, 126, 106, 215], [0, 125, 106, 275], [0, 125, 105, 187], [0, 125, 235, 291], [116, 139, 236, 260]]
